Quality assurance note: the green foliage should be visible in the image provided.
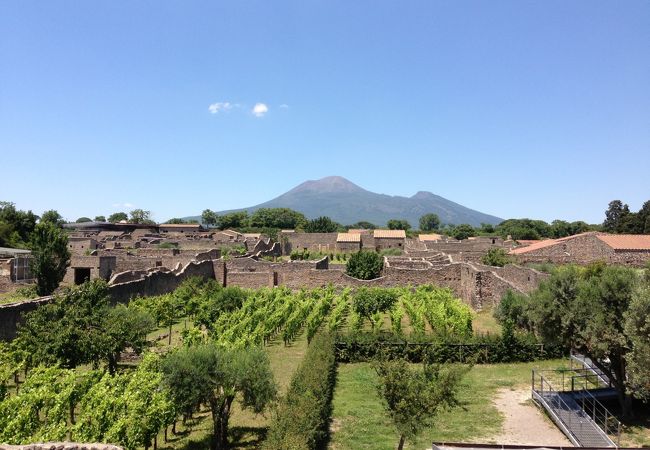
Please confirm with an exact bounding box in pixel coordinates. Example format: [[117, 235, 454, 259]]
[[29, 221, 70, 296], [250, 207, 307, 229], [263, 332, 336, 450], [157, 241, 178, 249], [165, 217, 187, 224], [521, 264, 645, 411], [387, 219, 411, 231], [419, 213, 441, 232], [16, 280, 154, 372], [334, 331, 561, 364], [0, 201, 38, 248], [450, 223, 475, 240], [494, 290, 530, 329], [94, 215, 106, 222], [40, 210, 65, 227], [161, 345, 276, 450], [348, 221, 376, 230], [219, 211, 250, 229], [304, 216, 341, 233], [129, 209, 154, 225], [75, 217, 92, 223], [74, 353, 174, 450], [107, 212, 128, 223], [378, 248, 403, 256], [345, 251, 383, 280], [202, 209, 220, 227], [624, 283, 650, 400], [374, 358, 469, 450], [480, 248, 512, 267], [353, 287, 398, 323]]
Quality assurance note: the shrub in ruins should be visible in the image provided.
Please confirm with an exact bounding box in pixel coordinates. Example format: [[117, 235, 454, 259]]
[[345, 251, 383, 280], [29, 221, 70, 296]]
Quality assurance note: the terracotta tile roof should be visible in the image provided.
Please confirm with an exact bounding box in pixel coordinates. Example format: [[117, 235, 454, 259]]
[[243, 233, 261, 239], [597, 234, 650, 250], [374, 229, 406, 239], [337, 233, 361, 243], [509, 232, 601, 255], [419, 233, 443, 241], [515, 239, 542, 246]]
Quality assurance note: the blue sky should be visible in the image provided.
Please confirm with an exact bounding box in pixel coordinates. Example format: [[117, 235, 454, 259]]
[[1, 1, 648, 224]]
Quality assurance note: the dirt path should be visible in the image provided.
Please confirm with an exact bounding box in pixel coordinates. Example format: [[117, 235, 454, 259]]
[[487, 387, 573, 447]]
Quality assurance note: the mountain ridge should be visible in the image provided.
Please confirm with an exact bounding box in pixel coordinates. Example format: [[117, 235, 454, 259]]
[[189, 176, 503, 227]]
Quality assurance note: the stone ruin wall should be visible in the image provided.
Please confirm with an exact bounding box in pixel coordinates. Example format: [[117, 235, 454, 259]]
[[0, 251, 545, 341]]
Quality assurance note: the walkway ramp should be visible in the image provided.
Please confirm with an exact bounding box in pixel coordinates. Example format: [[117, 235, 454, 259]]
[[532, 370, 620, 447]]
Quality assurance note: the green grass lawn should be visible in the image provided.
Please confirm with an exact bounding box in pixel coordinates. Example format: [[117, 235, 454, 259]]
[[472, 308, 502, 336], [329, 359, 566, 450]]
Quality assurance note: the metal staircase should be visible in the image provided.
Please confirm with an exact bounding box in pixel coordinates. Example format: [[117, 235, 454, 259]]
[[532, 368, 621, 447]]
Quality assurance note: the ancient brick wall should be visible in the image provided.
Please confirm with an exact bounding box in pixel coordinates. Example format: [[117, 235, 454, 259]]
[[108, 259, 215, 303], [281, 232, 338, 255]]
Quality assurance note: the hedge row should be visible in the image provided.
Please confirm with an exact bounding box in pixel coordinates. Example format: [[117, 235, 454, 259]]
[[263, 331, 337, 450], [335, 330, 566, 363]]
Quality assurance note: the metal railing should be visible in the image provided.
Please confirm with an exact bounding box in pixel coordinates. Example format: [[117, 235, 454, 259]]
[[531, 369, 620, 447]]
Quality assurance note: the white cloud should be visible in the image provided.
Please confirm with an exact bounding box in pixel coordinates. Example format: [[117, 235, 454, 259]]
[[208, 102, 234, 114], [252, 103, 269, 117], [279, 104, 289, 109]]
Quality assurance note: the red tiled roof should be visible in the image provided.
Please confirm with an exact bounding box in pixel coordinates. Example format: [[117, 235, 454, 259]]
[[374, 229, 406, 239], [597, 234, 650, 250], [509, 232, 598, 255], [337, 233, 361, 243]]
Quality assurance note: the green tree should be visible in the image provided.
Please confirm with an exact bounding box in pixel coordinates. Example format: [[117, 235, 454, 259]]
[[94, 215, 106, 222], [451, 223, 475, 240], [352, 287, 398, 323], [202, 209, 220, 227], [481, 248, 512, 267], [41, 209, 65, 227], [108, 212, 128, 223], [129, 209, 153, 224], [165, 218, 186, 224], [348, 221, 376, 230], [624, 283, 650, 400], [250, 208, 307, 229], [525, 265, 639, 414], [29, 221, 70, 296], [495, 218, 552, 240], [0, 201, 38, 247], [161, 345, 276, 450], [603, 200, 630, 233], [219, 211, 249, 229], [387, 219, 411, 231], [345, 251, 383, 280], [305, 216, 340, 233], [16, 280, 153, 372], [375, 359, 468, 450], [419, 213, 440, 232], [76, 217, 92, 223]]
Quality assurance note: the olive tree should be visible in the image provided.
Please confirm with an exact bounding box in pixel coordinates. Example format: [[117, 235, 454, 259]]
[[375, 359, 468, 450], [161, 345, 276, 450]]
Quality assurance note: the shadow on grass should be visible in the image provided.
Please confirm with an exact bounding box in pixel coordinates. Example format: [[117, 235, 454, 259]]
[[229, 425, 269, 449]]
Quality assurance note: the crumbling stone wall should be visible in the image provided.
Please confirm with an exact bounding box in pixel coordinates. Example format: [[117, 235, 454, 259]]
[[281, 232, 338, 255], [108, 259, 215, 303]]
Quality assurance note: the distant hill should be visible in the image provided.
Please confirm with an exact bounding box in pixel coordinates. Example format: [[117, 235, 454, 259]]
[[189, 176, 503, 227]]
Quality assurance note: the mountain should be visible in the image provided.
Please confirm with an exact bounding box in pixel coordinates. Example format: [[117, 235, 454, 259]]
[[193, 176, 503, 227]]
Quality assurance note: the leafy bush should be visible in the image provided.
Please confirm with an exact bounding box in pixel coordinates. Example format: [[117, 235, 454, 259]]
[[494, 289, 530, 329], [263, 332, 337, 450], [353, 287, 398, 322], [480, 248, 512, 267], [345, 251, 383, 280], [334, 331, 565, 364]]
